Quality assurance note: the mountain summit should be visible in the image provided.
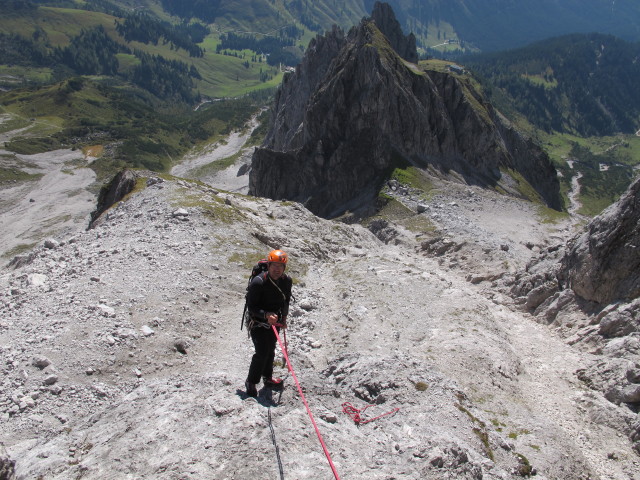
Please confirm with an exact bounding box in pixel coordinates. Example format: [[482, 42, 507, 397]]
[[250, 2, 562, 218]]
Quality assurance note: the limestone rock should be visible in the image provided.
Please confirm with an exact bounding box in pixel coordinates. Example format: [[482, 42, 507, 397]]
[[31, 356, 51, 369], [250, 4, 561, 218], [370, 1, 418, 63], [560, 177, 640, 304], [25, 274, 47, 287], [0, 451, 16, 480], [90, 169, 138, 227]]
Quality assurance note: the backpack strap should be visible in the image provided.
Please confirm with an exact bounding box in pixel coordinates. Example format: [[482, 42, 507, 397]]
[[267, 273, 287, 304]]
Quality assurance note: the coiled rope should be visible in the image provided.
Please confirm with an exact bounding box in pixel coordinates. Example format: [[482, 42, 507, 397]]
[[272, 325, 341, 480], [341, 402, 399, 425]]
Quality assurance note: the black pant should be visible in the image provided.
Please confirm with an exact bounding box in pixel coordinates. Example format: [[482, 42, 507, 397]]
[[247, 325, 278, 384]]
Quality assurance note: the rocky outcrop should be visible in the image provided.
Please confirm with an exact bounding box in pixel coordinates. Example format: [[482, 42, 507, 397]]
[[0, 452, 16, 480], [507, 177, 640, 451], [559, 177, 640, 304], [514, 177, 640, 316], [90, 169, 138, 227], [250, 3, 562, 218], [370, 1, 418, 63]]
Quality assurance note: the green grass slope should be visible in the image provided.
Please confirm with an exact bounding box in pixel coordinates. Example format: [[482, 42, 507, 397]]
[[0, 76, 271, 181], [0, 1, 284, 99]]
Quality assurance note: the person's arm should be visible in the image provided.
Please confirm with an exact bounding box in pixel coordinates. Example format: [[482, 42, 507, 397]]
[[280, 276, 293, 326]]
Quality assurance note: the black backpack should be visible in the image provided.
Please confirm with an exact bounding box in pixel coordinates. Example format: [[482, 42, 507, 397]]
[[240, 259, 269, 330]]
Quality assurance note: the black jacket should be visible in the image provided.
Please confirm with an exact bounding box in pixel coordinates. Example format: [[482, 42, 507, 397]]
[[246, 272, 292, 322]]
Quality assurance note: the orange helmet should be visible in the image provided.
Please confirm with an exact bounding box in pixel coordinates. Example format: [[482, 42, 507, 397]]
[[267, 249, 288, 264]]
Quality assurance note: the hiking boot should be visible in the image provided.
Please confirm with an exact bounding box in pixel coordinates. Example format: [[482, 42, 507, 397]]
[[245, 380, 257, 398], [263, 377, 283, 389]]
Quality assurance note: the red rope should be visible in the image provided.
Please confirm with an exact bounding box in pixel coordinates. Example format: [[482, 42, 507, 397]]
[[272, 325, 341, 480], [342, 402, 399, 425]]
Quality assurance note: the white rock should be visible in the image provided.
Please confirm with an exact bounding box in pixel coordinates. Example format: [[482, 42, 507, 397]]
[[98, 304, 116, 317], [172, 208, 189, 217], [140, 325, 155, 337], [26, 274, 48, 287]]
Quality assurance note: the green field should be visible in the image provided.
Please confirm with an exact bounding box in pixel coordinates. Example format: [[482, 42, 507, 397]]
[[541, 132, 640, 166], [0, 4, 285, 99], [540, 131, 640, 216]]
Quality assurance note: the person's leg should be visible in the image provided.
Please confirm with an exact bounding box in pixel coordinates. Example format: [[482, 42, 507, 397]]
[[262, 340, 276, 380], [262, 328, 283, 387], [247, 327, 275, 384]]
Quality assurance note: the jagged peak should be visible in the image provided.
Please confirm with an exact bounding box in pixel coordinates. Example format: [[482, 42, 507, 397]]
[[369, 1, 418, 63], [251, 1, 561, 218]]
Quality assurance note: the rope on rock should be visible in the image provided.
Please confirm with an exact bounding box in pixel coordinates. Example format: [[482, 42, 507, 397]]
[[272, 325, 341, 480], [342, 402, 400, 425]]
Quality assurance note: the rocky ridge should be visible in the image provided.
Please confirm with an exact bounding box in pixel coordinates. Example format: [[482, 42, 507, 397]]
[[504, 177, 640, 452], [250, 3, 562, 218], [1, 169, 639, 479]]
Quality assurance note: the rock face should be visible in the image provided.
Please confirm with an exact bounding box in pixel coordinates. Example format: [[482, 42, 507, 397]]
[[513, 177, 640, 315], [370, 1, 418, 63], [559, 176, 640, 304], [90, 169, 138, 227], [506, 177, 640, 450], [250, 2, 562, 218]]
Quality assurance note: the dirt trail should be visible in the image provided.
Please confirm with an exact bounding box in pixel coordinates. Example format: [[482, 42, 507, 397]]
[[170, 114, 261, 180], [568, 171, 583, 216]]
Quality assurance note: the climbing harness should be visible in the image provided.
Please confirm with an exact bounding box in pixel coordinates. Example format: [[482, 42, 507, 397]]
[[341, 402, 400, 425], [272, 325, 341, 480]]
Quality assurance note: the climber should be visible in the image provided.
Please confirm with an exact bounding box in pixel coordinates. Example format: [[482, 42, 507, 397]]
[[244, 249, 293, 398]]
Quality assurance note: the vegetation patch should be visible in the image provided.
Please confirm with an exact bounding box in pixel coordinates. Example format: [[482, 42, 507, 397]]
[[0, 166, 43, 184], [83, 145, 104, 158], [521, 73, 558, 89], [538, 131, 640, 215], [490, 418, 507, 432], [40, 214, 72, 230], [414, 381, 428, 391], [566, 142, 636, 216], [186, 151, 243, 179], [1, 79, 270, 184], [536, 205, 569, 224], [464, 34, 640, 137], [508, 428, 531, 440], [390, 166, 434, 193], [229, 251, 265, 269], [0, 112, 30, 133], [514, 453, 533, 477], [365, 22, 400, 65], [2, 242, 37, 259], [173, 190, 245, 225], [456, 403, 494, 461], [6, 136, 63, 154], [401, 214, 437, 235], [372, 196, 414, 223], [246, 108, 270, 148], [499, 168, 544, 204]]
